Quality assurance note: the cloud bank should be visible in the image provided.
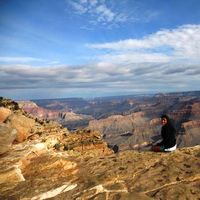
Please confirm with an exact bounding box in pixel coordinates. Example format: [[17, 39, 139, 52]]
[[88, 24, 200, 62], [0, 62, 199, 92], [1, 24, 200, 98]]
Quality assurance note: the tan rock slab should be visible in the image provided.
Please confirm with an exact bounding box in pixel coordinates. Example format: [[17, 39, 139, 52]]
[[0, 165, 25, 184], [7, 114, 35, 142], [0, 123, 17, 154], [0, 107, 12, 123]]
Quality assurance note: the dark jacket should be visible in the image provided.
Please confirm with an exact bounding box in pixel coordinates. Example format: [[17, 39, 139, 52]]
[[159, 122, 176, 148]]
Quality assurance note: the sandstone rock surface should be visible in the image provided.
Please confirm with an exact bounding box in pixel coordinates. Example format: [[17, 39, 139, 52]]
[[0, 142, 200, 200], [0, 107, 12, 122], [0, 124, 17, 154], [7, 114, 35, 142]]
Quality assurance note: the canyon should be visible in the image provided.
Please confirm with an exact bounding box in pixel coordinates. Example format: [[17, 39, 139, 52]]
[[18, 100, 93, 130], [20, 91, 200, 151], [0, 97, 200, 199]]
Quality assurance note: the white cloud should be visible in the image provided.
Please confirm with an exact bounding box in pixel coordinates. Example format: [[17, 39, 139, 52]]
[[88, 24, 200, 61], [69, 1, 88, 14], [67, 0, 160, 29], [0, 60, 199, 99], [0, 61, 199, 91], [68, 0, 138, 26], [98, 53, 171, 63], [95, 5, 115, 22]]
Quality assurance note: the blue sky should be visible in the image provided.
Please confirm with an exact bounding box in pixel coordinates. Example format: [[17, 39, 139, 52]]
[[0, 0, 200, 100]]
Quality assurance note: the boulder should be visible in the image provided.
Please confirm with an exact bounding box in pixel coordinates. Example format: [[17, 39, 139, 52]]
[[0, 123, 17, 154], [7, 114, 35, 142], [0, 107, 12, 123]]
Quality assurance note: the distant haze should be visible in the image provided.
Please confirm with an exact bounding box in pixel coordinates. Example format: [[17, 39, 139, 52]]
[[0, 0, 200, 99]]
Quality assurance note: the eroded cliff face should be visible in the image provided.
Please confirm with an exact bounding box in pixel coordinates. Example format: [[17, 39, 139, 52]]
[[0, 98, 200, 200], [88, 98, 200, 151], [20, 93, 200, 151], [88, 112, 160, 151], [18, 100, 93, 130]]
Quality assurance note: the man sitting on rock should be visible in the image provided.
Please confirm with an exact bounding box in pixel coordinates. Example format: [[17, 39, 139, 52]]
[[152, 115, 177, 152]]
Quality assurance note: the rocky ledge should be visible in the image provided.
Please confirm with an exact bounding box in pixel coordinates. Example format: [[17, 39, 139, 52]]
[[0, 98, 200, 200]]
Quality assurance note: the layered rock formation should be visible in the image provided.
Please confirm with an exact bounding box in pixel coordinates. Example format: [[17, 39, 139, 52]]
[[18, 101, 58, 120], [88, 112, 160, 151], [19, 101, 93, 130], [177, 120, 200, 147], [88, 92, 200, 150], [19, 92, 200, 151], [0, 98, 200, 200]]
